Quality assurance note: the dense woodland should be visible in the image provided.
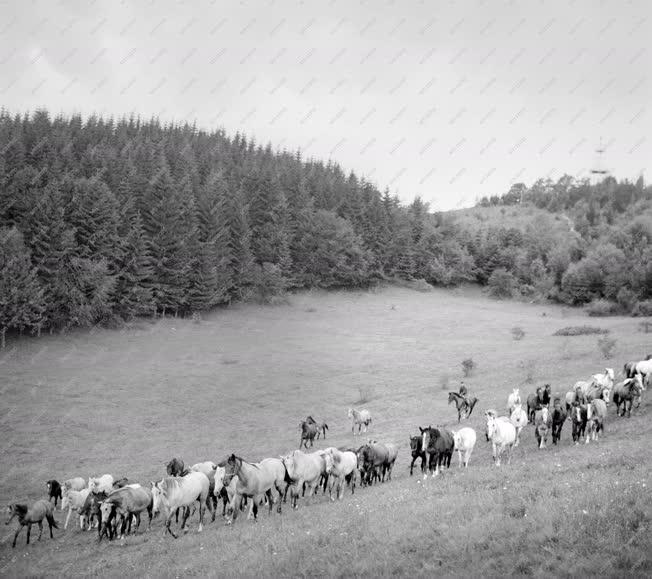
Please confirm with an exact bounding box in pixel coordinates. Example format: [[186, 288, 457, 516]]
[[1, 110, 651, 343]]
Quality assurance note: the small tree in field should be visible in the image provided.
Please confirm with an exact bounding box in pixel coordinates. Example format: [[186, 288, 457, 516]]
[[462, 358, 475, 377], [597, 336, 617, 359]]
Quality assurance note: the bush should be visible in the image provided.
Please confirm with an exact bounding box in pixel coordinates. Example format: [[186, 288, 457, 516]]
[[553, 326, 610, 336], [461, 358, 475, 377], [511, 326, 525, 341], [631, 300, 652, 317], [585, 299, 620, 317], [597, 336, 617, 359], [487, 268, 517, 299]]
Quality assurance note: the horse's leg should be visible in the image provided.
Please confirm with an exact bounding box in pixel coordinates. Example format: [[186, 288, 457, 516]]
[[180, 505, 191, 533], [166, 514, 178, 538], [64, 506, 72, 530], [12, 525, 23, 548], [197, 497, 204, 533], [266, 489, 274, 514], [37, 520, 43, 541], [26, 523, 31, 545]]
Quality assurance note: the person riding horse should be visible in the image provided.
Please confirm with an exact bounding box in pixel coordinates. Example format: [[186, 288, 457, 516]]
[[459, 382, 471, 411]]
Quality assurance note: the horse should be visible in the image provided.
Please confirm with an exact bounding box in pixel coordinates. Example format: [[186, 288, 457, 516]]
[[348, 408, 372, 435], [80, 490, 107, 535], [305, 415, 329, 439], [98, 485, 153, 541], [61, 488, 90, 530], [357, 441, 392, 485], [324, 447, 358, 500], [190, 462, 219, 521], [624, 361, 638, 378], [586, 382, 611, 406], [447, 392, 478, 423], [88, 474, 114, 495], [587, 398, 607, 443], [299, 420, 320, 449], [484, 412, 516, 466], [507, 388, 521, 414], [63, 477, 86, 493], [571, 404, 588, 444], [613, 378, 643, 418], [281, 450, 331, 509], [221, 454, 286, 521], [534, 407, 552, 449], [409, 435, 427, 476], [591, 368, 615, 390], [509, 403, 528, 447], [421, 426, 454, 477], [112, 477, 129, 490], [551, 398, 567, 445], [452, 427, 476, 468], [151, 472, 210, 538], [166, 457, 190, 477], [526, 385, 551, 423], [5, 501, 58, 548], [46, 480, 63, 508]]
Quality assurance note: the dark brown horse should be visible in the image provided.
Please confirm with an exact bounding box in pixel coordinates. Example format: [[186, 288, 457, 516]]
[[166, 458, 190, 477], [551, 398, 567, 445], [299, 421, 320, 449], [447, 392, 478, 423], [527, 384, 552, 423], [305, 416, 329, 439], [613, 379, 642, 418], [409, 435, 427, 476], [420, 426, 454, 476]]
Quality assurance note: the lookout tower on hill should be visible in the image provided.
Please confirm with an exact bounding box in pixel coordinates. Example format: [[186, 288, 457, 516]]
[[589, 138, 610, 184]]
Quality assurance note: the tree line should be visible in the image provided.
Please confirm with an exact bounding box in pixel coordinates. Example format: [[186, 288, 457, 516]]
[[1, 109, 651, 345]]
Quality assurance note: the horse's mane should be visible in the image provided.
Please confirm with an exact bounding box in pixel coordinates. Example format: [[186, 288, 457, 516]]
[[11, 504, 28, 516]]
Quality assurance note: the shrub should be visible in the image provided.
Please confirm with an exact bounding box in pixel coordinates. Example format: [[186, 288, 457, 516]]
[[461, 358, 475, 377], [487, 268, 517, 299], [511, 326, 525, 341], [597, 336, 617, 359], [553, 326, 610, 336], [632, 300, 652, 317], [616, 288, 637, 313], [585, 299, 620, 317]]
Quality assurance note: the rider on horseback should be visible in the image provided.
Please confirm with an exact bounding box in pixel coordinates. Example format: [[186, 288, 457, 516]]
[[459, 381, 470, 410]]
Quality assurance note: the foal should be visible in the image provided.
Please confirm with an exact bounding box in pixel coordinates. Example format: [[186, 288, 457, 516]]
[[5, 500, 58, 548]]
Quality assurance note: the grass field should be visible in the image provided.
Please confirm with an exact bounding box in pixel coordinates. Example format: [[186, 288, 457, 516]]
[[0, 285, 650, 577]]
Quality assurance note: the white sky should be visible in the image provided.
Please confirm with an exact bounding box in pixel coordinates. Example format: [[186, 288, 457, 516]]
[[1, 0, 650, 209]]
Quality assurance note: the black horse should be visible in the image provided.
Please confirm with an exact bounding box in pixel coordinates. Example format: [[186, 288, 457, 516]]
[[551, 398, 567, 445], [299, 421, 320, 449], [420, 426, 454, 476], [409, 435, 427, 476], [571, 404, 588, 444], [46, 480, 62, 508]]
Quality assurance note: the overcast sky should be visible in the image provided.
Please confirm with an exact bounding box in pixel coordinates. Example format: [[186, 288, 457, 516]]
[[1, 0, 650, 209]]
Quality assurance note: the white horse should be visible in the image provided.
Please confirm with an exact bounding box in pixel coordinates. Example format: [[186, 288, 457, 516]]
[[347, 408, 372, 435], [151, 471, 210, 537], [591, 368, 615, 390], [324, 447, 358, 500], [509, 403, 528, 447], [534, 407, 552, 449], [485, 412, 516, 466], [281, 450, 332, 509], [88, 474, 113, 495], [452, 427, 476, 468], [506, 388, 521, 414], [61, 488, 90, 530]]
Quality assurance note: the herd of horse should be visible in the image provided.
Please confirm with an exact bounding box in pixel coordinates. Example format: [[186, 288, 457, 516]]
[[5, 356, 650, 549]]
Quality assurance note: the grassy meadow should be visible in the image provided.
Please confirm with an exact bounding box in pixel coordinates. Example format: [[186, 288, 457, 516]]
[[0, 285, 650, 577]]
